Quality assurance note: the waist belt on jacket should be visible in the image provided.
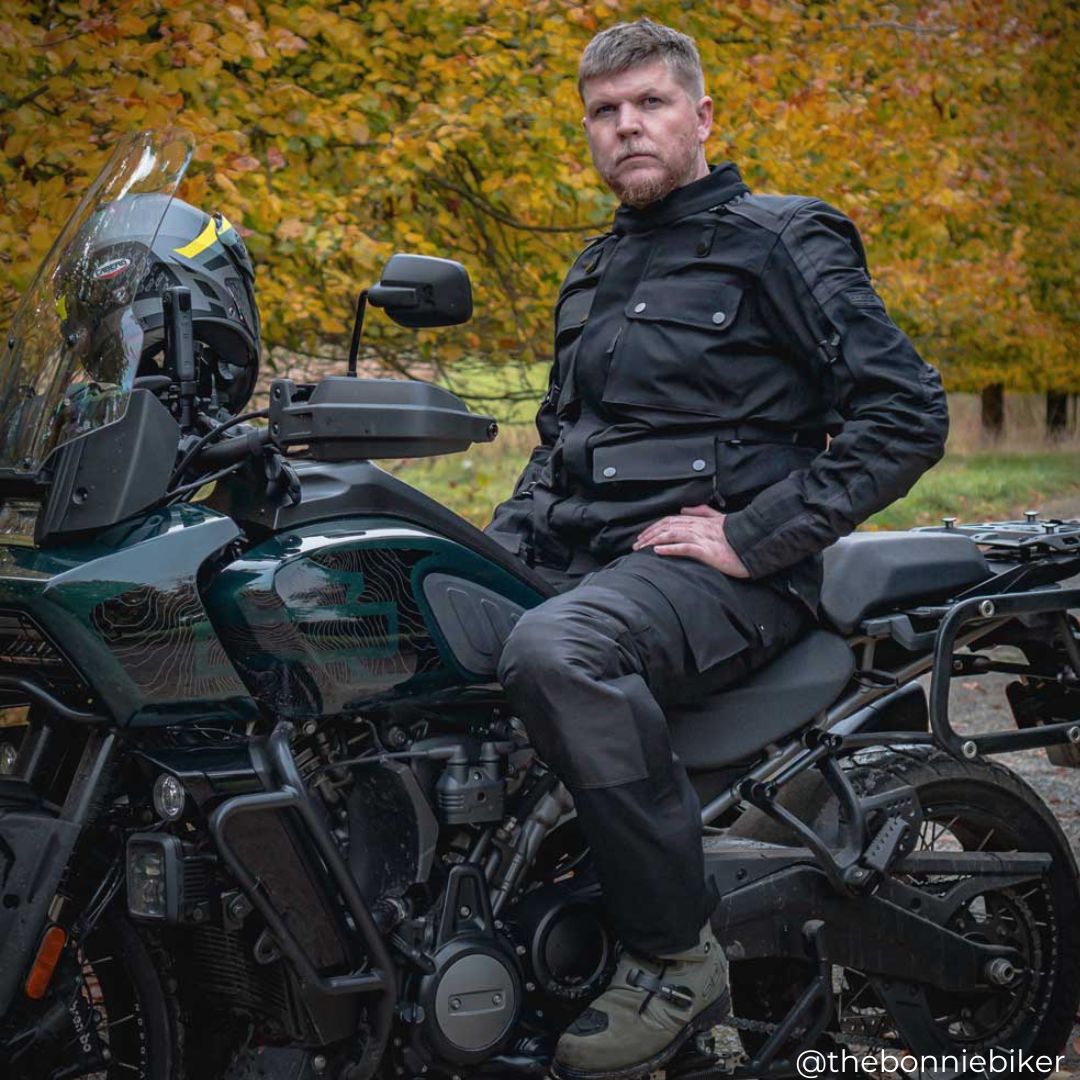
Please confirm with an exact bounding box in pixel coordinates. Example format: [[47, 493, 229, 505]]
[[705, 423, 828, 449]]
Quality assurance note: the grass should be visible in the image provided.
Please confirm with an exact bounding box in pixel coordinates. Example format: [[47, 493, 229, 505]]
[[390, 436, 1080, 533], [384, 424, 539, 528], [867, 452, 1080, 530]]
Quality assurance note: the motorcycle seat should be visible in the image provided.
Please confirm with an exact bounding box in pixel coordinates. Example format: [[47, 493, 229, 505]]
[[819, 531, 991, 634], [668, 629, 855, 770]]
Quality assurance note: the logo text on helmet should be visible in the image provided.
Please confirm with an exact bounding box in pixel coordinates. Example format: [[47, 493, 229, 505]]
[[93, 257, 132, 281]]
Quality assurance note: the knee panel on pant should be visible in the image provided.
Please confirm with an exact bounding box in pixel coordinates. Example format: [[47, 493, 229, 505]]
[[496, 610, 565, 690], [497, 603, 625, 690], [496, 615, 675, 789]]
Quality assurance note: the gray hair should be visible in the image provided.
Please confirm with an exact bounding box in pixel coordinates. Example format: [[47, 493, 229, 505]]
[[578, 17, 705, 101]]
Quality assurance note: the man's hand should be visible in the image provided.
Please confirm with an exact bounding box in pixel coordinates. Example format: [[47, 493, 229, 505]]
[[632, 504, 750, 578]]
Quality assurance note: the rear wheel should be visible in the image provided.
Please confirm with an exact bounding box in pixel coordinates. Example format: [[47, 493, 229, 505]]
[[728, 747, 1080, 1078]]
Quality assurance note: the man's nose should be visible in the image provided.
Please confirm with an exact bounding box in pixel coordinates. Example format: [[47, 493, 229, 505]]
[[615, 105, 643, 136]]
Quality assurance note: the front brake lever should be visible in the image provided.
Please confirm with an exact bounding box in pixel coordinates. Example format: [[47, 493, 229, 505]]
[[263, 449, 301, 506]]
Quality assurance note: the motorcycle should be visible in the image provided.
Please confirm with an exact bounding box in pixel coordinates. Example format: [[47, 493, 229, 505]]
[[0, 129, 1078, 1080]]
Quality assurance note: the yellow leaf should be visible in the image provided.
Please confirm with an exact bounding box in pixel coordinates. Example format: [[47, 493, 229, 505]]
[[276, 219, 307, 241], [116, 14, 149, 35], [219, 31, 246, 57]]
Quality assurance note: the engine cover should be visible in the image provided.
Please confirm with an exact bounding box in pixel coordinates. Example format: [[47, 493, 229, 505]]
[[528, 897, 613, 1003], [418, 936, 521, 1065], [510, 877, 615, 1012]]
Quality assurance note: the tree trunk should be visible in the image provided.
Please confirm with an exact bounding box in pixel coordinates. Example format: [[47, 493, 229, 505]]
[[1045, 391, 1069, 439], [981, 383, 1005, 439]]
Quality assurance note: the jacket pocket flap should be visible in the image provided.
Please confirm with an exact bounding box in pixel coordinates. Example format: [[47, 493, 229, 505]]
[[555, 287, 594, 337], [623, 280, 744, 330], [592, 436, 716, 484]]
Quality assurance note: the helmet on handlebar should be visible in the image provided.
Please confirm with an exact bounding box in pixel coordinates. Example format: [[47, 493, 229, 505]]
[[59, 193, 260, 413]]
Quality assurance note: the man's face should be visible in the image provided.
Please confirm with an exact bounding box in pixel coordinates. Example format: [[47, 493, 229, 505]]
[[581, 60, 713, 209]]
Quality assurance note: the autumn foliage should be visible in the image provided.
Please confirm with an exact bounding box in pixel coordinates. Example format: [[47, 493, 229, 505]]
[[0, 1, 1076, 398]]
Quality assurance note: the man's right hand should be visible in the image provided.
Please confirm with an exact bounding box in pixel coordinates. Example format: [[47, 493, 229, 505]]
[[631, 504, 750, 578]]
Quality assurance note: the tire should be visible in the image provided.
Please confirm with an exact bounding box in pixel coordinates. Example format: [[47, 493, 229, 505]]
[[728, 746, 1080, 1078], [1, 911, 182, 1080]]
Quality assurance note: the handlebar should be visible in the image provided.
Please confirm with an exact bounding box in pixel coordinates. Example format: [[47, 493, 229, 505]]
[[195, 426, 272, 469]]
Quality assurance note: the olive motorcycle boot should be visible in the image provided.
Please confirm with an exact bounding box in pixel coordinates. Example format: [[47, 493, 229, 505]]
[[551, 921, 730, 1079]]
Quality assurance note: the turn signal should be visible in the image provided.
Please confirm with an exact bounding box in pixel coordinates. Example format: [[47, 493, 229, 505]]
[[24, 925, 67, 1000]]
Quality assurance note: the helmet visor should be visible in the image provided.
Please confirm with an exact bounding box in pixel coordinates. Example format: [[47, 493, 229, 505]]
[[0, 130, 193, 474]]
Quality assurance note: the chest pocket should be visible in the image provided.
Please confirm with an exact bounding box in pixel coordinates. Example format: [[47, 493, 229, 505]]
[[601, 279, 748, 416]]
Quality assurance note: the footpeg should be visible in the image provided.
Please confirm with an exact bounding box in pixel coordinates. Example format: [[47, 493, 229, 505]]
[[863, 814, 910, 873]]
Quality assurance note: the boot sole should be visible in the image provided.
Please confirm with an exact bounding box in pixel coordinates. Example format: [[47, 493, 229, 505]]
[[549, 986, 731, 1080]]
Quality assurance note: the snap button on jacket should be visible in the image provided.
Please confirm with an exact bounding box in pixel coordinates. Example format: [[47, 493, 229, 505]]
[[484, 162, 949, 615]]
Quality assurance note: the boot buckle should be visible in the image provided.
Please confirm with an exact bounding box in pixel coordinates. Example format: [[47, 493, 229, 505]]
[[658, 983, 695, 1009], [626, 968, 695, 1010]]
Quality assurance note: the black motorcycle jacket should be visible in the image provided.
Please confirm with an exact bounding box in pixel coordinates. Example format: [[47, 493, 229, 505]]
[[484, 162, 949, 612]]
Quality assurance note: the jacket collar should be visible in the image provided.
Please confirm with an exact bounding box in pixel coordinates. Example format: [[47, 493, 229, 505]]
[[612, 161, 749, 235]]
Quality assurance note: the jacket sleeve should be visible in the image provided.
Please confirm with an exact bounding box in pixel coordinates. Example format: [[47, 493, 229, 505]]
[[723, 199, 949, 578], [481, 363, 560, 557]]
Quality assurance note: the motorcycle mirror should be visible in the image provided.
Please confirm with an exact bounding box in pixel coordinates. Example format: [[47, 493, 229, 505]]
[[345, 254, 474, 377], [367, 254, 473, 329]]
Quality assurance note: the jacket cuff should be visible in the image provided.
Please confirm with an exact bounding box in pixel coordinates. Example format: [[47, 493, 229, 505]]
[[722, 506, 771, 579]]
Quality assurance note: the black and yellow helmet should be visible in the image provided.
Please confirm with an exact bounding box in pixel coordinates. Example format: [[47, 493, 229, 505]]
[[66, 193, 260, 413], [135, 195, 260, 411]]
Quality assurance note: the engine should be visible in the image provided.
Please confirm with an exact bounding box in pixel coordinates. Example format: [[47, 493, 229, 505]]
[[119, 708, 614, 1077], [321, 717, 616, 1073]]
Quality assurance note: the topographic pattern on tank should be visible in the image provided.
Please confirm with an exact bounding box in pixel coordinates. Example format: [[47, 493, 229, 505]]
[[90, 582, 249, 703], [218, 544, 448, 718]]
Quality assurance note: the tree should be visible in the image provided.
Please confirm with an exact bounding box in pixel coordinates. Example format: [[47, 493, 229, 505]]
[[0, 0, 1076, 409]]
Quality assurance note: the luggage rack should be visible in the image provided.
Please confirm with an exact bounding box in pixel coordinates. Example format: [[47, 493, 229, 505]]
[[855, 594, 1080, 761], [850, 513, 1080, 763], [925, 585, 1080, 760], [916, 513, 1080, 559]]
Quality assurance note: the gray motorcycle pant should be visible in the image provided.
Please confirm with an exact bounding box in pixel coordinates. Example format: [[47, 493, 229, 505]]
[[496, 549, 810, 957]]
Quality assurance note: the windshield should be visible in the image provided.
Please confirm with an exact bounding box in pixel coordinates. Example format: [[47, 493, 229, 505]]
[[0, 130, 193, 475]]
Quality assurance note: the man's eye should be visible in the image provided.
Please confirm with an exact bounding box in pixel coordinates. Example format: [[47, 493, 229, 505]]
[[644, 97, 662, 106], [594, 105, 614, 116]]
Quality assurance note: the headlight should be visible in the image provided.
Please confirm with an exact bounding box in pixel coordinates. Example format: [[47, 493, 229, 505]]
[[152, 773, 186, 821], [126, 834, 182, 921], [0, 741, 16, 776], [126, 833, 214, 925]]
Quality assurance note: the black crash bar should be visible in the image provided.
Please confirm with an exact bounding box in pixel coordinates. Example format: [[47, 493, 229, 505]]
[[208, 722, 396, 1041], [929, 587, 1080, 760], [0, 675, 105, 725]]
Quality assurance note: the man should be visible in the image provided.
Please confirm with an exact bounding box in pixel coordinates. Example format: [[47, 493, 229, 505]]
[[484, 17, 948, 1080]]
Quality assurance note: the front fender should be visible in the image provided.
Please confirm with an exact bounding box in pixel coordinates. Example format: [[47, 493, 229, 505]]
[[0, 779, 81, 1013]]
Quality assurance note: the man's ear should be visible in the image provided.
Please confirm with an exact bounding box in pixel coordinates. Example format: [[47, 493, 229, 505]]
[[696, 95, 714, 143]]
